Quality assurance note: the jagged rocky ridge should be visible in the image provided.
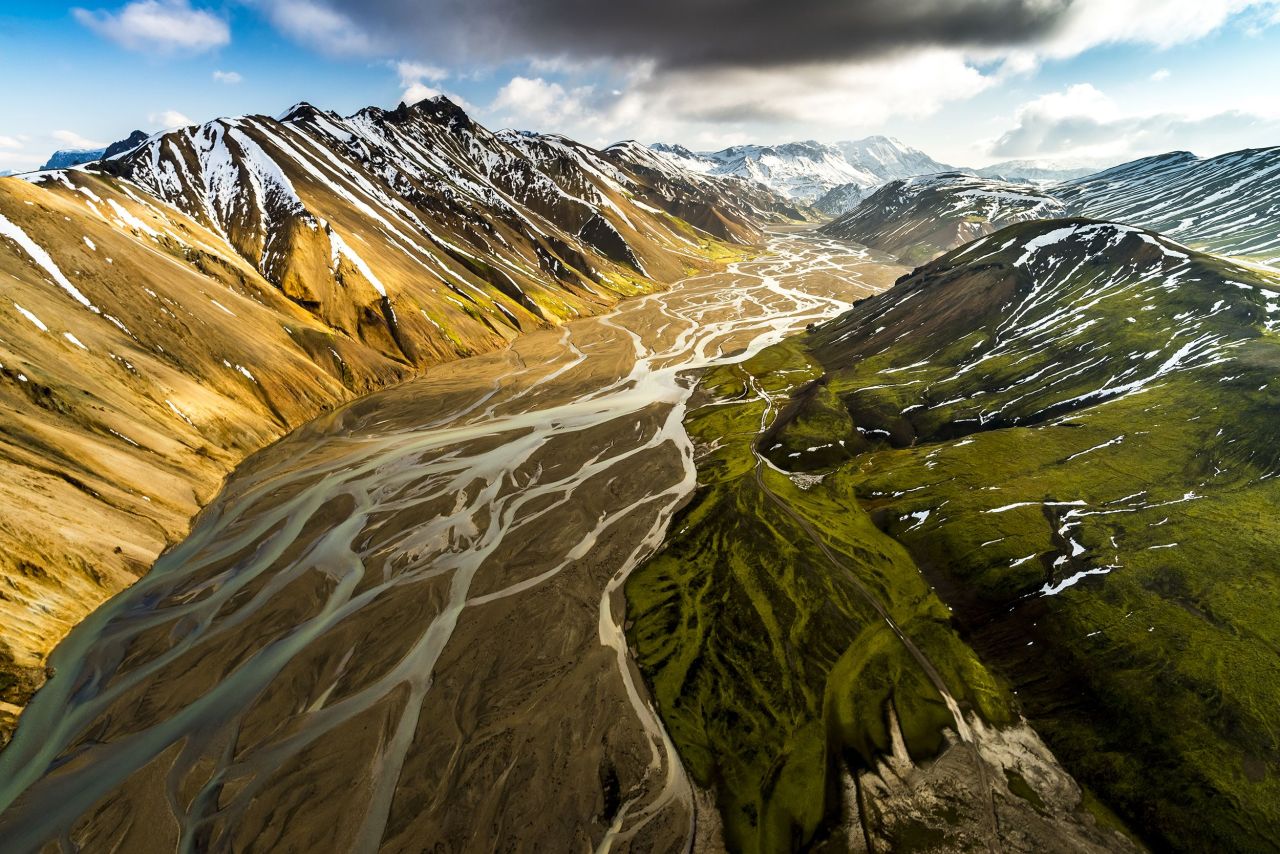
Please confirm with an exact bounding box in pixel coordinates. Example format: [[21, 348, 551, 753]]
[[0, 95, 788, 740]]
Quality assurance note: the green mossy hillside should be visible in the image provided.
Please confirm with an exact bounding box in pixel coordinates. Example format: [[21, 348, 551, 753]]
[[766, 219, 1280, 851], [627, 341, 1014, 854]]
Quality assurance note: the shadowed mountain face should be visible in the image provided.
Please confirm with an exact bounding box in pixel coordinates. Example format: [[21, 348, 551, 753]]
[[819, 173, 1066, 265], [737, 218, 1280, 851], [0, 96, 792, 740]]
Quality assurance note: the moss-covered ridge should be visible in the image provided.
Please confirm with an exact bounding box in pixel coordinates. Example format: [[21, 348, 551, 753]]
[[626, 340, 1015, 853], [763, 218, 1280, 851]]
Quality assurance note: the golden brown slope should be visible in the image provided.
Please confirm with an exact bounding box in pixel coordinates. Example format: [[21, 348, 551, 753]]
[[0, 97, 783, 741]]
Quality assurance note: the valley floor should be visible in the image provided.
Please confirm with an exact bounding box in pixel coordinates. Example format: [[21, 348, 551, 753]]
[[0, 230, 901, 851]]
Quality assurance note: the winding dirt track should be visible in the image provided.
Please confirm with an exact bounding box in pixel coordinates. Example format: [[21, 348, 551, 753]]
[[0, 230, 900, 853]]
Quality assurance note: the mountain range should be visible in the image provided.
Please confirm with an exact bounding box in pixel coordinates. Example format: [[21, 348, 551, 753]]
[[974, 158, 1105, 184], [823, 145, 1280, 265], [644, 136, 953, 207], [637, 139, 1112, 214], [32, 129, 1114, 221], [0, 95, 786, 742]]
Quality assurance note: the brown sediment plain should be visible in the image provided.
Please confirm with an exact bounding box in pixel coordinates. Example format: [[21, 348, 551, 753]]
[[0, 230, 902, 852]]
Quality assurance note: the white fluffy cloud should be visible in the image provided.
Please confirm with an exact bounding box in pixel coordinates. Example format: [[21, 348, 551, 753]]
[[396, 60, 451, 104], [261, 0, 381, 56], [990, 83, 1280, 160], [73, 0, 229, 54], [478, 49, 993, 148], [1042, 0, 1279, 56], [0, 135, 40, 171], [490, 76, 596, 127], [52, 130, 108, 150], [652, 51, 991, 126], [212, 69, 242, 84], [397, 61, 447, 84], [148, 110, 194, 130]]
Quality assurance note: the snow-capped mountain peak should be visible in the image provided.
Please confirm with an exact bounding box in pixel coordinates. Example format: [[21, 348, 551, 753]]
[[632, 135, 955, 206], [834, 136, 953, 183]]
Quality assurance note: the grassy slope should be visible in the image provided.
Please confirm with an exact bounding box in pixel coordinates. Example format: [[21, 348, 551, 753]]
[[626, 341, 1014, 853], [755, 220, 1280, 851], [631, 218, 1280, 851]]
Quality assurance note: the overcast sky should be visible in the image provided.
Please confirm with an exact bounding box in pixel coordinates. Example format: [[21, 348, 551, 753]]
[[2, 0, 1278, 172]]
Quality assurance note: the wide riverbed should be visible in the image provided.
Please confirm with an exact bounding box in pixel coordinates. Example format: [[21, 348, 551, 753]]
[[0, 230, 901, 852]]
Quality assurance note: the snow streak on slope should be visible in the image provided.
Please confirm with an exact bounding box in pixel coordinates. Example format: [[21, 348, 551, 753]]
[[814, 219, 1276, 435], [1056, 147, 1280, 264], [0, 95, 798, 744], [820, 173, 1066, 264]]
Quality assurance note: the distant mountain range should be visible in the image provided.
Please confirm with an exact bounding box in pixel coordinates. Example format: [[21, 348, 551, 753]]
[[821, 172, 1066, 264], [39, 131, 150, 171], [974, 158, 1104, 184], [39, 148, 105, 171], [645, 136, 953, 208], [649, 140, 887, 203], [637, 138, 1115, 214], [822, 145, 1280, 266]]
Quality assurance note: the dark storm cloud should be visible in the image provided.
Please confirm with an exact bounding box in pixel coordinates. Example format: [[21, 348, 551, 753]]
[[306, 0, 1073, 68]]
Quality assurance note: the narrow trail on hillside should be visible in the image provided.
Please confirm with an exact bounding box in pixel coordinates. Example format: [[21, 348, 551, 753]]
[[0, 230, 902, 853]]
